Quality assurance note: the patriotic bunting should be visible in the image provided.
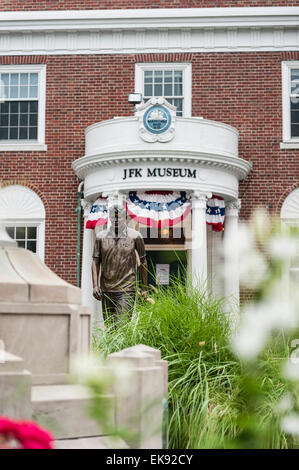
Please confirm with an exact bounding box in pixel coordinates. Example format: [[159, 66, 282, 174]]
[[85, 192, 225, 232], [126, 191, 191, 228], [85, 197, 108, 229], [206, 196, 225, 232]]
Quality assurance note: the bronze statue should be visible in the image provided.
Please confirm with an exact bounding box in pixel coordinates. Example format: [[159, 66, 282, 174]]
[[92, 201, 147, 324]]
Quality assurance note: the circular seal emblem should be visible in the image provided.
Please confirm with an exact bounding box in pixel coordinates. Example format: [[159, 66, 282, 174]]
[[143, 105, 172, 134]]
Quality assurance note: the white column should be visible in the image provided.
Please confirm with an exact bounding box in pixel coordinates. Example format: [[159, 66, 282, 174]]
[[224, 199, 241, 312], [81, 199, 102, 322], [191, 191, 211, 287]]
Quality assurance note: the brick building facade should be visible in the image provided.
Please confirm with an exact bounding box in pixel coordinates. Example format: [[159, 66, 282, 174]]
[[0, 4, 298, 317]]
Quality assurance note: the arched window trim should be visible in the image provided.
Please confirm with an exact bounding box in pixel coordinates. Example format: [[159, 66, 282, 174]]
[[280, 188, 299, 284], [0, 185, 45, 261]]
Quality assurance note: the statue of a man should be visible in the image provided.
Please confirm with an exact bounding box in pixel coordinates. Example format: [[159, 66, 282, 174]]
[[91, 201, 147, 324]]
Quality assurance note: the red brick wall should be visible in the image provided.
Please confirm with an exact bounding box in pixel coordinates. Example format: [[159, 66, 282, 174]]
[[0, 51, 298, 284], [0, 1, 298, 11]]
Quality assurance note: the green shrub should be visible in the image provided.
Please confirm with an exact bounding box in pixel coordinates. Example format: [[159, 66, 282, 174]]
[[93, 281, 290, 448]]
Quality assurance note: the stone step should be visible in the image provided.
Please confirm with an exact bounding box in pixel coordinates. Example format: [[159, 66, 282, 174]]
[[31, 384, 116, 439], [54, 436, 129, 449], [0, 350, 32, 420], [0, 350, 26, 373]]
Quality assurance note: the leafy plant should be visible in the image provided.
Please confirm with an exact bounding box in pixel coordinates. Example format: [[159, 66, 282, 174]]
[[93, 276, 291, 448]]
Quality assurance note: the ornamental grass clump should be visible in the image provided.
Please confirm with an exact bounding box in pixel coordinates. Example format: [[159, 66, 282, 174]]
[[93, 280, 240, 448]]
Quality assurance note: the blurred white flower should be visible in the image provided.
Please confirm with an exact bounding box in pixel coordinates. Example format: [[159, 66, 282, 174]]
[[70, 354, 113, 386], [110, 360, 134, 395], [261, 287, 298, 330], [268, 235, 298, 261], [281, 413, 299, 435], [250, 208, 271, 246], [283, 360, 299, 381], [275, 394, 293, 414], [223, 221, 268, 290], [239, 249, 268, 289], [232, 291, 299, 361], [231, 305, 270, 360], [70, 354, 134, 399], [224, 224, 255, 258]]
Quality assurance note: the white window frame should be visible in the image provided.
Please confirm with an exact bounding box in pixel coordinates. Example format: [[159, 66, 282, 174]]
[[0, 64, 47, 152], [281, 61, 299, 149], [0, 185, 46, 261], [135, 63, 192, 117], [4, 221, 45, 260]]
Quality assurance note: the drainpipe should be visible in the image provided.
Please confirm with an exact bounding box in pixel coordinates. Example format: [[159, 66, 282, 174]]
[[76, 181, 84, 288]]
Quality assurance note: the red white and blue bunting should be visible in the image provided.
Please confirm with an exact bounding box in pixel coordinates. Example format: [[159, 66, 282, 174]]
[[126, 191, 191, 228], [206, 196, 225, 232], [85, 197, 108, 229], [85, 192, 225, 231]]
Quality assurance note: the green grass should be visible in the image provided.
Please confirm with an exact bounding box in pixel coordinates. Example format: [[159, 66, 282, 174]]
[[92, 281, 291, 449]]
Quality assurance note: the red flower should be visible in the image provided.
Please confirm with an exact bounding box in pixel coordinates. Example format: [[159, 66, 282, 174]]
[[0, 417, 54, 449]]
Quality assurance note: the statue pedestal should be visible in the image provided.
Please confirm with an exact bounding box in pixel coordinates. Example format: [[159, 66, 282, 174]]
[[0, 246, 91, 385], [0, 236, 167, 448]]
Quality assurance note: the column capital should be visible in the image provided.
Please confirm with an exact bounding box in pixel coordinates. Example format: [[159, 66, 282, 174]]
[[81, 198, 93, 217], [191, 190, 212, 208], [226, 198, 241, 216]]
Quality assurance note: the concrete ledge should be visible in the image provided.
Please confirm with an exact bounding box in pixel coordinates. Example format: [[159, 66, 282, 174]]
[[54, 435, 129, 449], [32, 384, 116, 439]]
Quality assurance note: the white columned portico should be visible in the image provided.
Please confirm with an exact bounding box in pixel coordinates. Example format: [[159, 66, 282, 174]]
[[81, 199, 102, 321], [191, 191, 212, 287], [73, 99, 251, 310], [224, 199, 241, 315]]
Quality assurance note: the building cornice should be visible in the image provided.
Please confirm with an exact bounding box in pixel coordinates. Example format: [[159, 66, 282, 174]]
[[1, 7, 299, 30], [72, 151, 252, 181], [85, 116, 239, 136], [0, 7, 299, 55]]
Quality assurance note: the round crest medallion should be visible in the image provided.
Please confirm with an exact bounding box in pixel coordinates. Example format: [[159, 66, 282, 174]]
[[143, 105, 172, 134]]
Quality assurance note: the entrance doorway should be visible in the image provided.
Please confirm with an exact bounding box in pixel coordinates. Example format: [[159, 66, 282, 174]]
[[146, 250, 187, 288], [139, 224, 188, 288]]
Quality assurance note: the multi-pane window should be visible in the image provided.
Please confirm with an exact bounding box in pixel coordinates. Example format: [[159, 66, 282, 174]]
[[143, 70, 184, 116], [135, 63, 191, 117], [290, 69, 299, 138], [5, 226, 37, 253], [281, 62, 299, 145], [0, 65, 46, 150], [0, 72, 38, 140]]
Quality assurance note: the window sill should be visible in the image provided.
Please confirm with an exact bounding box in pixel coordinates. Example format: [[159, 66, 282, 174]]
[[280, 141, 299, 149], [0, 142, 47, 152]]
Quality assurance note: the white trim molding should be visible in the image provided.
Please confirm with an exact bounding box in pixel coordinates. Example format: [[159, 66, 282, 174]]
[[135, 63, 192, 117], [281, 187, 299, 220], [0, 64, 47, 152], [280, 188, 299, 285], [281, 61, 299, 148], [0, 8, 299, 55]]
